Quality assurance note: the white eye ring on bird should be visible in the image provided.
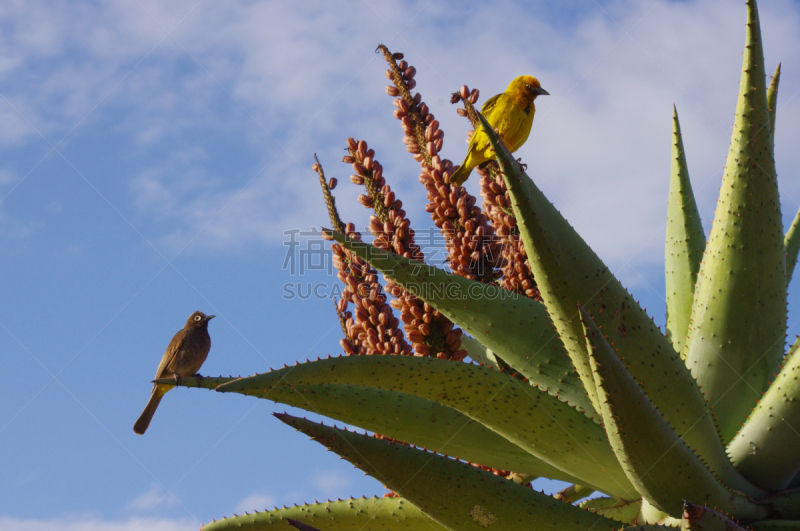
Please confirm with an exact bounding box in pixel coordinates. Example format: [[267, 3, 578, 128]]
[[195, 315, 202, 321]]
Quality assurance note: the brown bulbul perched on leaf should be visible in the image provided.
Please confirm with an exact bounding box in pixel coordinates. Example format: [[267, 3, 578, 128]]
[[133, 311, 215, 435]]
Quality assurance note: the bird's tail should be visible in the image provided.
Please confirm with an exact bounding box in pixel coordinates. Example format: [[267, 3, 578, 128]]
[[133, 385, 167, 435], [449, 164, 472, 186]]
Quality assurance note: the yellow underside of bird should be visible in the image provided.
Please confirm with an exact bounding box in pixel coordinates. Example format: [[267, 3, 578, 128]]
[[450, 75, 547, 186]]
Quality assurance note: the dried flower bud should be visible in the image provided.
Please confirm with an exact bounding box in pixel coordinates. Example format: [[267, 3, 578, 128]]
[[460, 85, 469, 100], [312, 163, 321, 172], [385, 69, 393, 79], [342, 155, 355, 164], [328, 177, 337, 190], [392, 52, 404, 60], [398, 60, 408, 70], [350, 174, 364, 185], [468, 88, 479, 104], [404, 66, 416, 80], [347, 138, 358, 150], [385, 85, 399, 96], [407, 79, 416, 90], [457, 108, 467, 117], [358, 194, 373, 207]]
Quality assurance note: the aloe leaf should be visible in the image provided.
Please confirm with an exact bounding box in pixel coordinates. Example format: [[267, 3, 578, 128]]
[[217, 355, 633, 498], [665, 106, 705, 356], [201, 496, 447, 530], [728, 335, 800, 490], [580, 497, 642, 524], [286, 518, 324, 531], [684, 0, 786, 442], [580, 306, 768, 519], [276, 413, 623, 531], [768, 62, 781, 133], [460, 335, 502, 371], [554, 483, 593, 504], [260, 382, 582, 483], [750, 521, 800, 530], [152, 375, 236, 389], [328, 231, 594, 419], [475, 110, 749, 495], [680, 503, 749, 530], [759, 489, 800, 519], [785, 208, 800, 284]]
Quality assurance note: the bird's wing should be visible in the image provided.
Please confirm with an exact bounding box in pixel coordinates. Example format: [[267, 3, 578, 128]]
[[479, 93, 504, 119], [153, 330, 186, 379]]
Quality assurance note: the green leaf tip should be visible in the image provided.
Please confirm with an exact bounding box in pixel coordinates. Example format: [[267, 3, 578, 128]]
[[785, 206, 800, 284], [477, 105, 742, 496], [275, 413, 623, 531], [580, 306, 767, 519], [152, 375, 237, 390], [665, 106, 705, 357], [684, 0, 786, 443], [328, 227, 597, 420], [728, 335, 800, 490], [219, 354, 633, 498], [258, 382, 583, 484], [200, 496, 447, 530]]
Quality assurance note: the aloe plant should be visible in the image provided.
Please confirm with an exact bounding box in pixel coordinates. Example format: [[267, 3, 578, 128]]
[[161, 1, 800, 529]]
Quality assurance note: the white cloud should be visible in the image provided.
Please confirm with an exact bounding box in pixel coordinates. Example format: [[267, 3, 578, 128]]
[[312, 470, 352, 497], [126, 484, 178, 512], [0, 516, 195, 531], [234, 491, 278, 514], [3, 0, 800, 267]]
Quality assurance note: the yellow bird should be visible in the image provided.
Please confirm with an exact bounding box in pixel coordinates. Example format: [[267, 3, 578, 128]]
[[450, 75, 548, 186]]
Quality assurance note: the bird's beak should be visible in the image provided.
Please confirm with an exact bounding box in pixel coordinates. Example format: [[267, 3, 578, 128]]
[[205, 315, 216, 321], [533, 87, 549, 96]]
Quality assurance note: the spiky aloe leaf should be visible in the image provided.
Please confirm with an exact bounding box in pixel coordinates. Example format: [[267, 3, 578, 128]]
[[216, 355, 633, 498], [555, 483, 593, 504], [151, 375, 236, 389], [327, 231, 594, 419], [768, 62, 780, 135], [200, 496, 447, 530], [460, 334, 503, 371], [261, 382, 582, 483], [750, 522, 800, 530], [276, 413, 623, 531], [758, 489, 800, 519], [580, 306, 768, 519], [683, 0, 786, 443], [286, 518, 324, 531], [475, 111, 758, 497], [728, 336, 800, 490], [665, 106, 705, 356], [785, 208, 800, 284], [580, 497, 642, 524], [680, 503, 748, 530]]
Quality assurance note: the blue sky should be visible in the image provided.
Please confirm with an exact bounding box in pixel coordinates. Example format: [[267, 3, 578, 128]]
[[4, 0, 800, 529]]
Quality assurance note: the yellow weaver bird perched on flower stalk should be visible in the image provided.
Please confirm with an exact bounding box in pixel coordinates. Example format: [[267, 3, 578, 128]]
[[450, 75, 548, 186]]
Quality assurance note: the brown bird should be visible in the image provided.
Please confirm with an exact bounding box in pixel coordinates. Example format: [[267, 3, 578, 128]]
[[133, 311, 215, 435]]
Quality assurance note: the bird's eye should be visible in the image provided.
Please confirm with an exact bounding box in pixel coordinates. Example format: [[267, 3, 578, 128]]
[[195, 315, 202, 321], [525, 84, 531, 90]]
